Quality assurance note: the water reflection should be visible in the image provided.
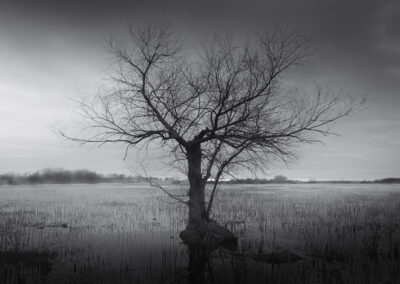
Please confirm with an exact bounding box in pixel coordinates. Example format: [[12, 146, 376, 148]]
[[1, 230, 400, 284], [186, 241, 239, 284], [188, 246, 208, 283], [0, 250, 56, 283]]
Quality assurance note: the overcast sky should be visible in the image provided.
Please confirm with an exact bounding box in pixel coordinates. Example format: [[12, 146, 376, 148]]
[[0, 0, 399, 180]]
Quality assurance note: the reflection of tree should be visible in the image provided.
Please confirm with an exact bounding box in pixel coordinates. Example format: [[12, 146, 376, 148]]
[[188, 246, 209, 284], [186, 240, 239, 284]]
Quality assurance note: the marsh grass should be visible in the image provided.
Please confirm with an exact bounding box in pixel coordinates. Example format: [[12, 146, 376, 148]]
[[0, 183, 400, 283]]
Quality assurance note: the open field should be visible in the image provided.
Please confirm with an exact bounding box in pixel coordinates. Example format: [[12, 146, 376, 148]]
[[1, 183, 400, 283]]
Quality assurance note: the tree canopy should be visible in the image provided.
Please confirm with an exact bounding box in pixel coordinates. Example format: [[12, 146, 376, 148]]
[[60, 22, 362, 214]]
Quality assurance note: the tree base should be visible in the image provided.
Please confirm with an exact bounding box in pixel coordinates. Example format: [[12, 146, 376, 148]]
[[180, 219, 238, 250]]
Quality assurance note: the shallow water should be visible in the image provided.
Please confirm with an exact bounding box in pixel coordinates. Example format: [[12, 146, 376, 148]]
[[1, 183, 400, 283]]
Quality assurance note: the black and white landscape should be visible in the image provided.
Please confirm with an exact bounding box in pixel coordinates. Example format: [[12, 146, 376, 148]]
[[1, 1, 400, 283]]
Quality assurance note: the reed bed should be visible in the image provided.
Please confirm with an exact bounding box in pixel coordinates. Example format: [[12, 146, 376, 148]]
[[0, 183, 399, 283]]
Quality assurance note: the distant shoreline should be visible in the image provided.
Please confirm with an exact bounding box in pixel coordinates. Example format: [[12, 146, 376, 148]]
[[1, 180, 400, 186], [217, 179, 400, 185], [0, 168, 164, 186], [1, 168, 399, 185]]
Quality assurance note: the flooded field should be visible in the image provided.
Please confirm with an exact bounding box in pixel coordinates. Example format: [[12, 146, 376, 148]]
[[1, 183, 400, 283]]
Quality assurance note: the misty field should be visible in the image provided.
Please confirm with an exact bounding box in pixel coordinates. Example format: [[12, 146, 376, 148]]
[[1, 183, 400, 283]]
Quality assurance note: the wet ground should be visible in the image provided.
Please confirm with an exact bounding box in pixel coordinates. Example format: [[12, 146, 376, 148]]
[[1, 183, 400, 283]]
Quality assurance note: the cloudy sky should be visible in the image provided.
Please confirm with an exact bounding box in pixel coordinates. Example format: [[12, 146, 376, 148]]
[[0, 0, 399, 180]]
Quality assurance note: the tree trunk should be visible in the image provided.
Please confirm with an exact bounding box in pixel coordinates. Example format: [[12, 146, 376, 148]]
[[187, 143, 208, 223], [180, 143, 238, 250]]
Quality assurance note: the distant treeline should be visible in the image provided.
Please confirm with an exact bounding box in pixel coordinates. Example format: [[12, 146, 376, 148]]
[[1, 170, 399, 185], [371, 178, 400, 184], [303, 177, 400, 184], [0, 168, 162, 185], [222, 176, 400, 184], [221, 175, 294, 184]]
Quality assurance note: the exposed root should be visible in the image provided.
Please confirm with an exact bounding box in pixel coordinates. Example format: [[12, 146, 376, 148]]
[[180, 220, 238, 250]]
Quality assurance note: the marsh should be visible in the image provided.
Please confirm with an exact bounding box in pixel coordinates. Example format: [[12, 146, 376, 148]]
[[1, 183, 400, 283]]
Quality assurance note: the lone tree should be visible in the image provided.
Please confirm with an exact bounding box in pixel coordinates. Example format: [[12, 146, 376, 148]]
[[61, 23, 361, 247]]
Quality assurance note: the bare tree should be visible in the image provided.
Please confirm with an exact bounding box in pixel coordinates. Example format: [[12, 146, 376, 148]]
[[60, 22, 362, 247]]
